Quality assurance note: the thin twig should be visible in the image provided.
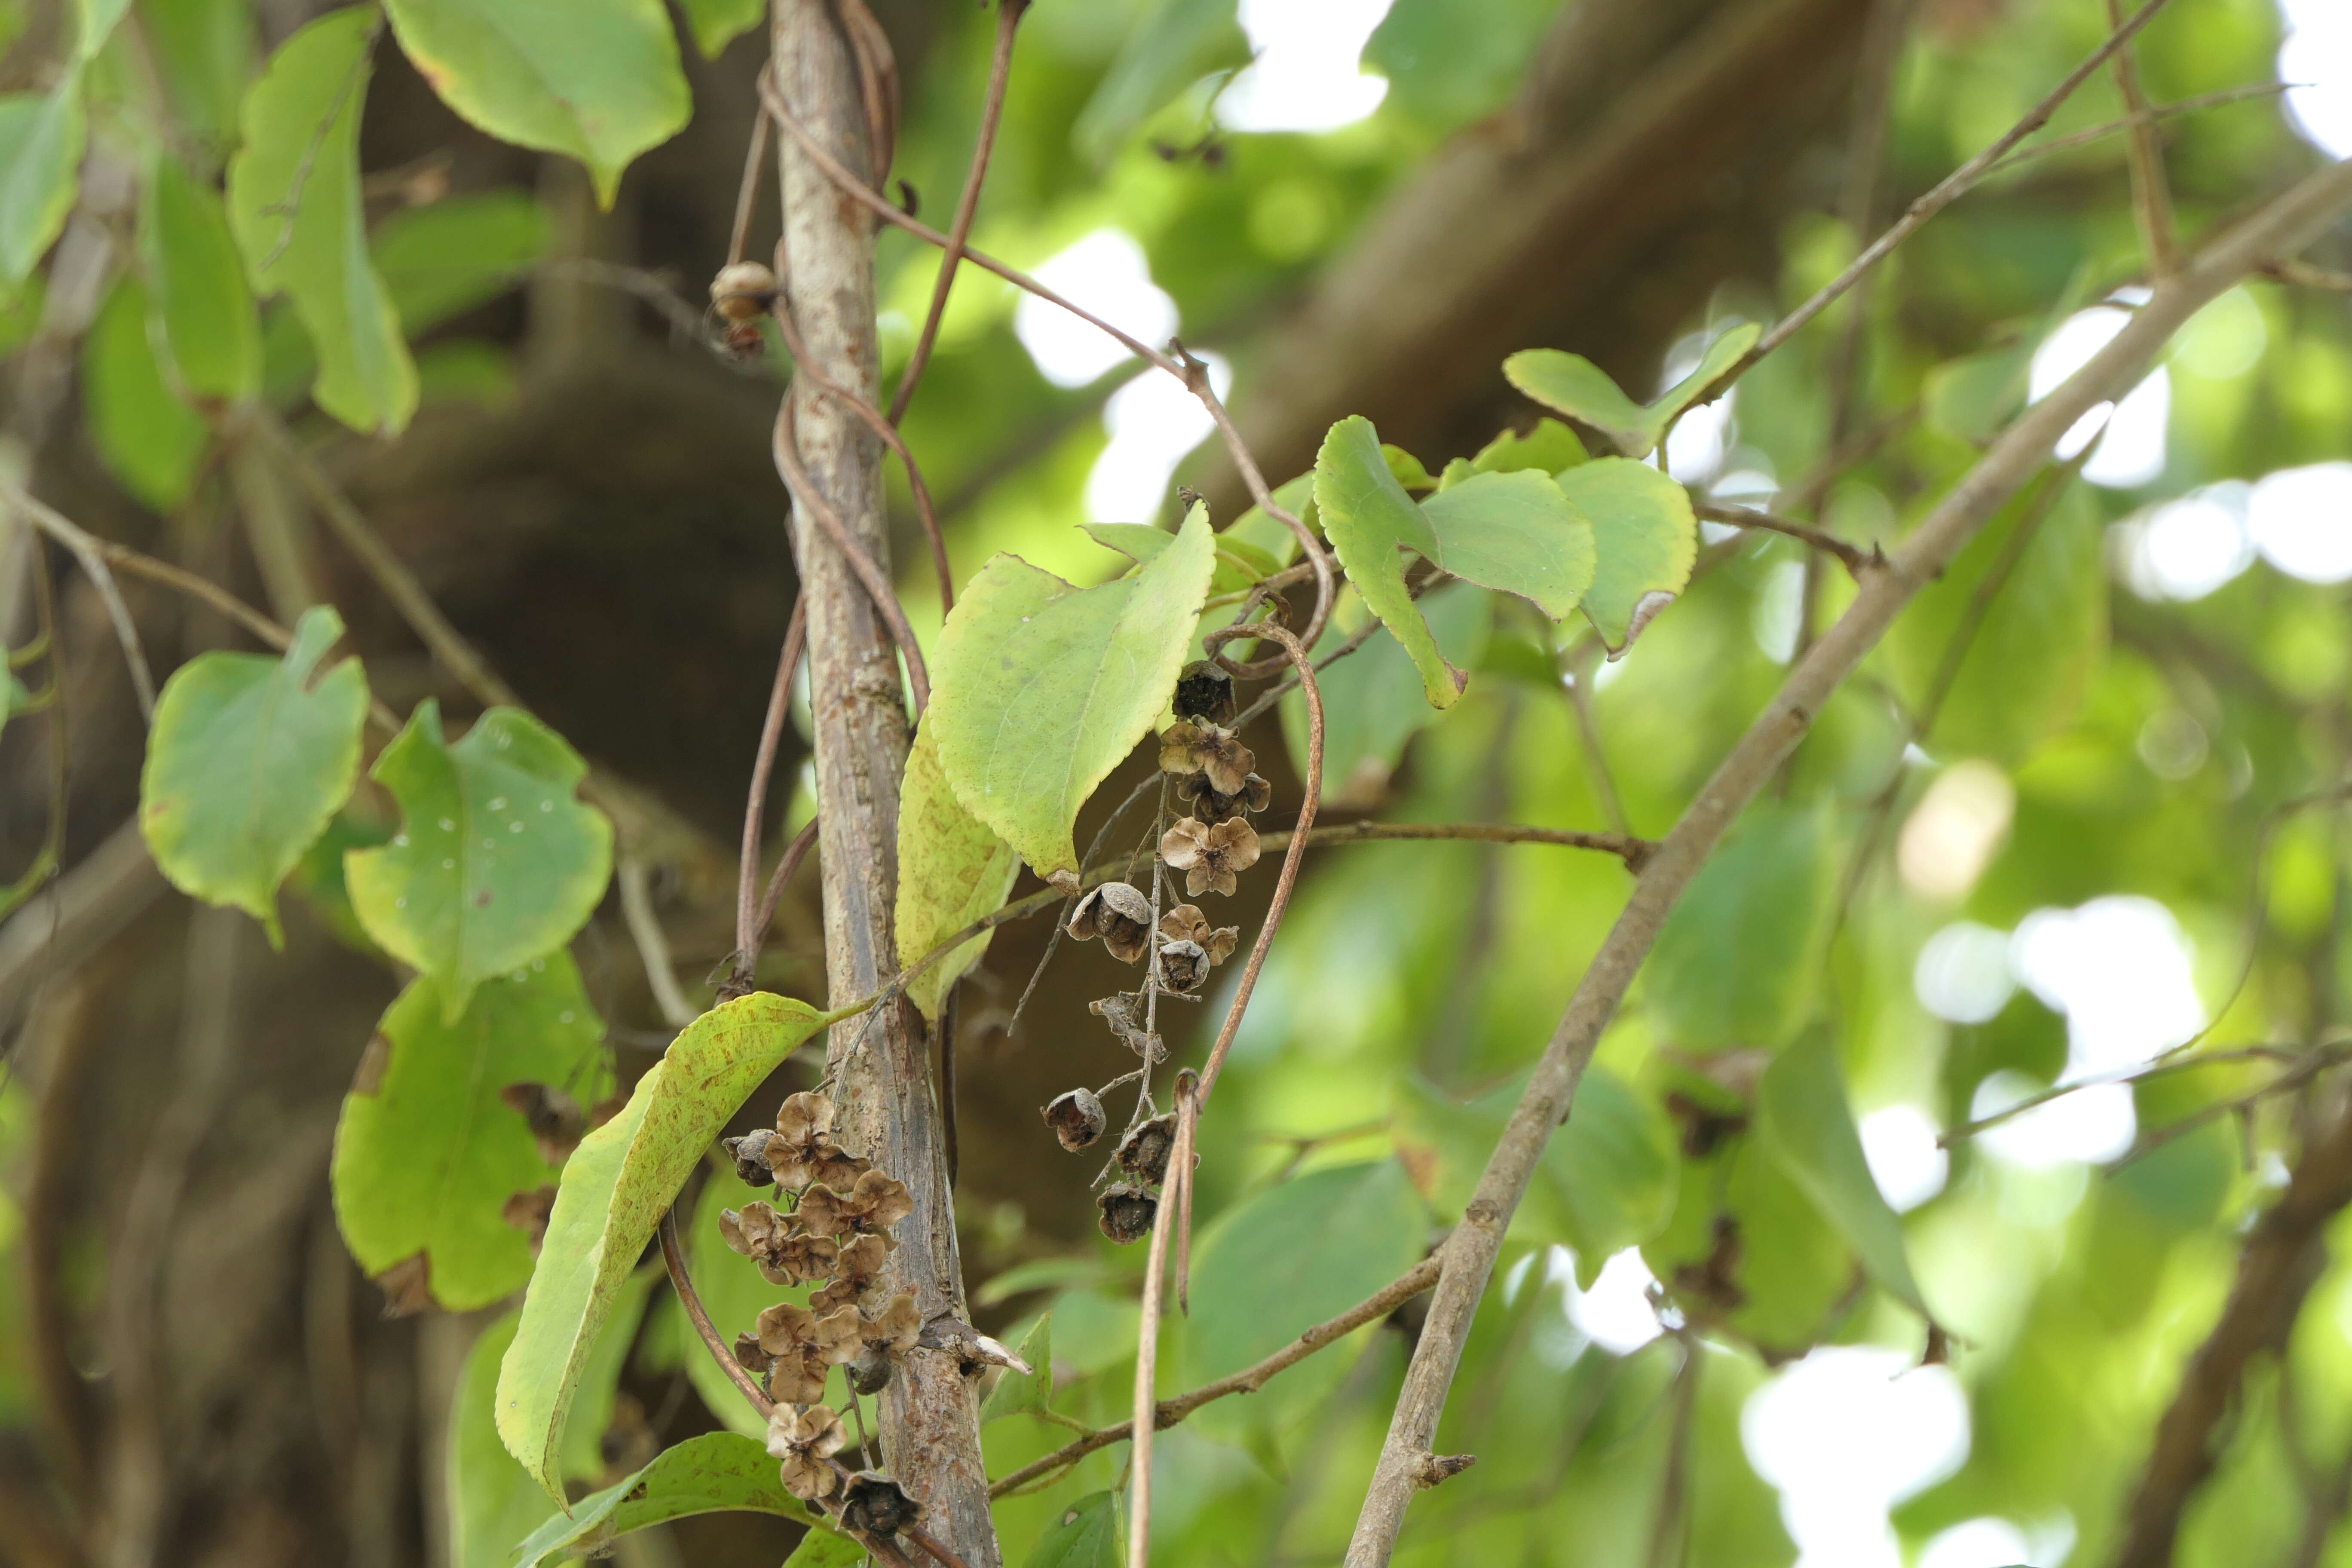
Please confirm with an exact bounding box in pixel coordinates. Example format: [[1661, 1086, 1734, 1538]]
[[1979, 81, 2294, 178], [1690, 0, 2180, 409], [989, 1255, 1443, 1498], [1195, 622, 1320, 1106], [887, 0, 1025, 426], [1560, 637, 1631, 838], [618, 858, 698, 1029], [1127, 1068, 1191, 1568], [0, 485, 157, 721], [1940, 1042, 2320, 1146], [738, 599, 808, 962], [1344, 149, 2352, 1568], [728, 110, 772, 268], [2261, 256, 2352, 294], [1694, 502, 1880, 577], [752, 817, 824, 961], [755, 70, 1334, 658], [2105, 0, 2180, 276]]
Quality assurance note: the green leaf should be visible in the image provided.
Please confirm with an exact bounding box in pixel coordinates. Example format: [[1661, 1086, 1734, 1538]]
[[1884, 479, 2104, 766], [228, 6, 417, 435], [1393, 1066, 1677, 1284], [1419, 469, 1596, 620], [1503, 323, 1759, 458], [1647, 803, 1834, 1051], [0, 77, 85, 284], [931, 504, 1215, 883], [1280, 582, 1490, 811], [288, 808, 393, 959], [1071, 0, 1246, 166], [1553, 457, 1697, 656], [1466, 416, 1588, 478], [1315, 416, 1458, 708], [139, 0, 257, 154], [141, 156, 262, 404], [784, 1528, 869, 1568], [1024, 1491, 1121, 1568], [1382, 443, 1436, 492], [559, 1265, 659, 1484], [1229, 472, 1314, 562], [346, 702, 614, 1021], [83, 276, 211, 510], [1317, 418, 1596, 707], [371, 191, 548, 334], [381, 0, 689, 207], [980, 1313, 1053, 1424], [1758, 1032, 1937, 1322], [495, 992, 835, 1501], [1080, 522, 1176, 569], [678, 1173, 791, 1437], [330, 954, 608, 1311], [1183, 1160, 1424, 1386], [506, 1433, 829, 1568], [1923, 342, 2030, 446], [896, 720, 1022, 1021], [449, 1313, 560, 1568], [676, 0, 764, 58], [78, 0, 135, 55], [139, 604, 369, 945]]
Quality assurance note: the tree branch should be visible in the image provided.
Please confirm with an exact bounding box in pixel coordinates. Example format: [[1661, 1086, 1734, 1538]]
[[1693, 502, 1880, 576], [1342, 153, 2352, 1568]]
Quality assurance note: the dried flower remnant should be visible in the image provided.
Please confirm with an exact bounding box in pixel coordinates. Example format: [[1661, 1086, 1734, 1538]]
[[766, 1403, 848, 1501], [797, 1170, 915, 1246], [1067, 881, 1155, 963], [840, 1471, 924, 1538], [763, 1091, 870, 1194], [721, 1128, 781, 1188], [1160, 815, 1262, 897], [1160, 904, 1239, 965], [811, 1232, 891, 1314], [720, 1202, 838, 1286], [1161, 720, 1255, 796], [1176, 769, 1272, 821], [755, 1301, 833, 1405], [1089, 992, 1164, 1060], [1172, 658, 1237, 725], [1098, 1181, 1158, 1244], [815, 1290, 922, 1381], [1044, 1087, 1108, 1151]]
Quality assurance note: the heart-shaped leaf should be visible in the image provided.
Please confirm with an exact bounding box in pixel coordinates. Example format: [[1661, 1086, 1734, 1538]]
[[381, 0, 689, 207], [931, 505, 1215, 883], [1420, 469, 1596, 620], [346, 701, 612, 1021], [506, 1433, 830, 1568], [496, 992, 837, 1500], [228, 6, 418, 435], [1504, 323, 1759, 458], [140, 604, 370, 946], [331, 953, 608, 1312], [896, 720, 1022, 1021], [1553, 457, 1697, 655]]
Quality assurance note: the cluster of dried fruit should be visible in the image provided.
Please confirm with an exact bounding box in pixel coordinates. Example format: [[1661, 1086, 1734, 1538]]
[[715, 1091, 924, 1529], [1047, 659, 1265, 1242]]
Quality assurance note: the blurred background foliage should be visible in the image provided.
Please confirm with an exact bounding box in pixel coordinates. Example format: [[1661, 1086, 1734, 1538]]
[[0, 0, 2349, 1565]]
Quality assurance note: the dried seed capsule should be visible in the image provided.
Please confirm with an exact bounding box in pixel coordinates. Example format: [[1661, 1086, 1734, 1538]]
[[1043, 1087, 1107, 1152], [722, 1128, 781, 1187], [1172, 659, 1236, 725], [1175, 769, 1273, 822], [1156, 937, 1210, 993], [1097, 1182, 1158, 1244], [839, 1471, 923, 1537], [710, 260, 778, 321], [849, 1345, 895, 1396], [1067, 881, 1154, 962], [1116, 1115, 1178, 1185]]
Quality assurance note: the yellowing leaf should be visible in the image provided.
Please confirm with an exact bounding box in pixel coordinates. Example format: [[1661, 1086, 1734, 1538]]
[[931, 505, 1215, 882], [1553, 457, 1697, 655], [1503, 323, 1758, 458], [139, 604, 369, 945], [346, 702, 613, 1020], [896, 721, 1022, 1020], [228, 6, 418, 434], [496, 993, 836, 1501], [381, 0, 689, 207]]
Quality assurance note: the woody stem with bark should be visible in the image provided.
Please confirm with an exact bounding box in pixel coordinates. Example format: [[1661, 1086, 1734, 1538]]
[[1342, 154, 2352, 1568], [769, 2, 998, 1564]]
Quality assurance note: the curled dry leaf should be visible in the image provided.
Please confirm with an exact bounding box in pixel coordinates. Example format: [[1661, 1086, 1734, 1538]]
[[1044, 1087, 1108, 1151], [1089, 992, 1164, 1061], [1160, 815, 1262, 897], [765, 1403, 848, 1501], [1098, 1181, 1158, 1244], [1176, 769, 1272, 821], [1172, 658, 1237, 726], [1161, 720, 1255, 796], [1067, 880, 1154, 963]]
